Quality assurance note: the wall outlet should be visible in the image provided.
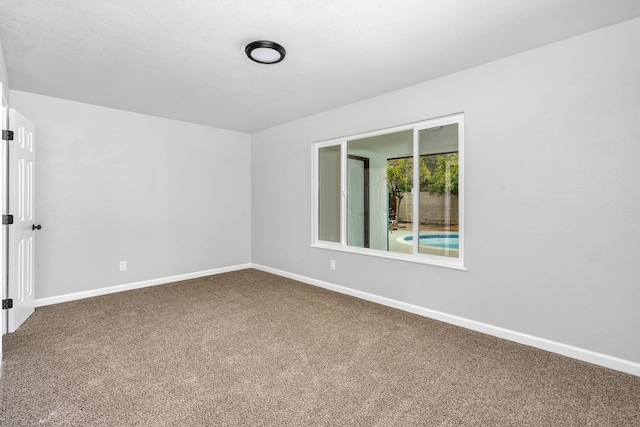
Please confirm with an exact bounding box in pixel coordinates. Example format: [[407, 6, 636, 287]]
[[330, 260, 336, 270], [119, 261, 127, 271]]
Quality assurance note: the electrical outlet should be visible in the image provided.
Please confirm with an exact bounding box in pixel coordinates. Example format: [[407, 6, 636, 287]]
[[330, 260, 336, 270], [119, 261, 127, 271]]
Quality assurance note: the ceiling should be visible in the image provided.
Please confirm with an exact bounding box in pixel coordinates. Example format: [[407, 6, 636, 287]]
[[1, 1, 640, 133], [349, 124, 458, 158]]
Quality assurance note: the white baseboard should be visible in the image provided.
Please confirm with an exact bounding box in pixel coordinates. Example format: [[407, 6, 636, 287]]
[[35, 263, 252, 307], [251, 263, 640, 378]]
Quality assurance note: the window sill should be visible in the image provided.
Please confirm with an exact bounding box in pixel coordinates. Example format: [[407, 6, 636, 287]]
[[310, 242, 467, 271]]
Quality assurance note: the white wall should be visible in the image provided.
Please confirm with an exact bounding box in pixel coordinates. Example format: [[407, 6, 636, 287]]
[[10, 91, 251, 300], [0, 37, 9, 103], [252, 18, 640, 364]]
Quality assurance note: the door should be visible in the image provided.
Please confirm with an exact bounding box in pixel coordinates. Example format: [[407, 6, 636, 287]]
[[1, 84, 7, 351], [7, 109, 36, 332], [347, 155, 369, 248]]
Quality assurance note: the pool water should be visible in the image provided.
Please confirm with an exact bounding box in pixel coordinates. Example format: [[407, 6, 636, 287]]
[[404, 233, 459, 250]]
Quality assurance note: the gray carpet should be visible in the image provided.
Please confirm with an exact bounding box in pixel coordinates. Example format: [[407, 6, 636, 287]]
[[1, 269, 639, 426]]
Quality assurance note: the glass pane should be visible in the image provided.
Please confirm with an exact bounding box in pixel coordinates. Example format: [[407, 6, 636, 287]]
[[347, 130, 413, 254], [318, 145, 341, 242], [417, 124, 459, 258]]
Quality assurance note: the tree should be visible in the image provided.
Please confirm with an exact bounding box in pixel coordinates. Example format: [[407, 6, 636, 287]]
[[428, 153, 458, 196], [386, 158, 430, 224]]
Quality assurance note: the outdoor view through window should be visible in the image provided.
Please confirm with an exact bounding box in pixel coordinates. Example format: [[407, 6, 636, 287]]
[[315, 115, 462, 266]]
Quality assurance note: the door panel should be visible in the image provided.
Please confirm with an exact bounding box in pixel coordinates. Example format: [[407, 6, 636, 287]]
[[1, 84, 7, 343], [8, 109, 36, 333], [347, 155, 370, 248]]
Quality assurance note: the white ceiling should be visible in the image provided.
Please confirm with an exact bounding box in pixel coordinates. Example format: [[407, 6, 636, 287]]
[[1, 1, 640, 133]]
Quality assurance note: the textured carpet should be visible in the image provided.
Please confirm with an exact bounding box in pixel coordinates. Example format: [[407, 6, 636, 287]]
[[1, 269, 639, 426]]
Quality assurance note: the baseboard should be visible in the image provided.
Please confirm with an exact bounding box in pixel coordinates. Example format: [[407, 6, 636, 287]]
[[35, 263, 252, 307], [251, 263, 640, 377]]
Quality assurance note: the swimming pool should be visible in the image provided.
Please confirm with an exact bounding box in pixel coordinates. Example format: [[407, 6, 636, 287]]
[[403, 233, 459, 250]]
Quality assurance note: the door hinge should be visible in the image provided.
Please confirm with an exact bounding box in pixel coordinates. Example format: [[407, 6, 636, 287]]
[[2, 214, 14, 225], [2, 130, 13, 141], [2, 299, 13, 310]]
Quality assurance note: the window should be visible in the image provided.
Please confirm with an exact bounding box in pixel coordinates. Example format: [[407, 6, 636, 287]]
[[312, 114, 464, 269]]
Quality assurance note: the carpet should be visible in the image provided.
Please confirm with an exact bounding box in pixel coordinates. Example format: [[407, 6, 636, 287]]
[[1, 269, 639, 426]]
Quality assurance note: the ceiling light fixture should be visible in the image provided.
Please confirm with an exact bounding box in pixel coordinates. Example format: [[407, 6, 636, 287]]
[[245, 40, 286, 64]]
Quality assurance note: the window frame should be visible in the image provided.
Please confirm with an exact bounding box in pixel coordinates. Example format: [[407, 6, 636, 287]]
[[311, 113, 465, 270]]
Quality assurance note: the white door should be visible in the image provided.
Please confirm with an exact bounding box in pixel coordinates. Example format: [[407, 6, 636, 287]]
[[347, 156, 370, 248], [347, 158, 365, 247], [1, 84, 7, 351], [7, 109, 36, 333]]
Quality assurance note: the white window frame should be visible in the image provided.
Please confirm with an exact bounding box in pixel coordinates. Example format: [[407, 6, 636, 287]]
[[311, 113, 465, 270]]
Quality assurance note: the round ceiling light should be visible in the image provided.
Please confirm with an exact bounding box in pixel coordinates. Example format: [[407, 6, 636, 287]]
[[245, 40, 286, 64]]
